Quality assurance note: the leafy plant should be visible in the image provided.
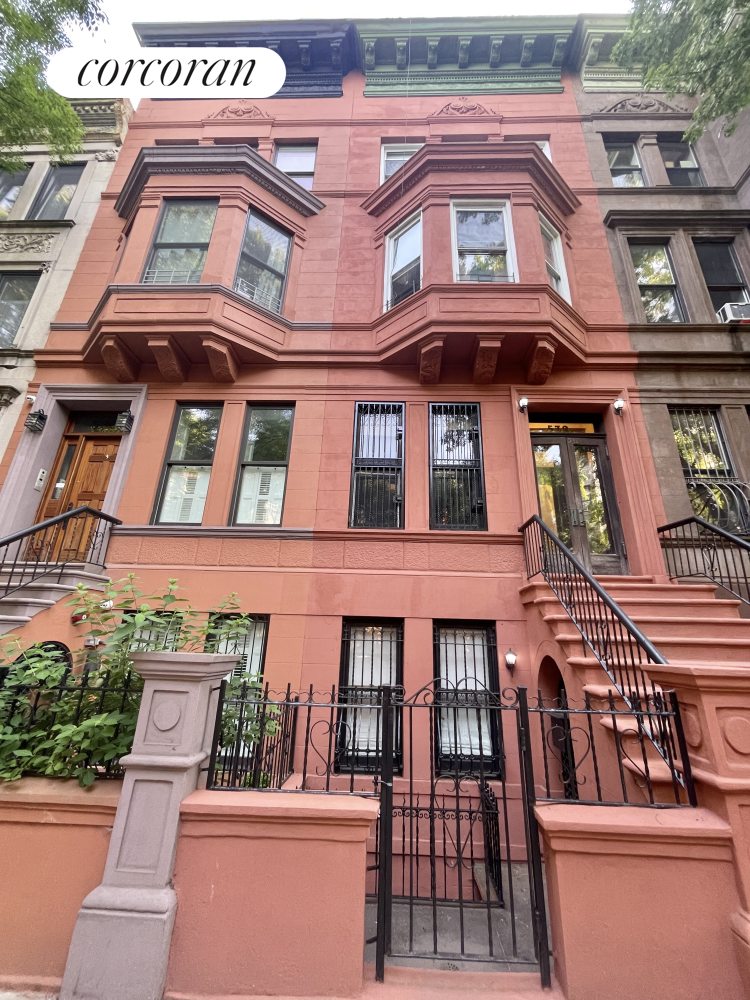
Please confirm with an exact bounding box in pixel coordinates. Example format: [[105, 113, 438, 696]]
[[0, 576, 267, 786]]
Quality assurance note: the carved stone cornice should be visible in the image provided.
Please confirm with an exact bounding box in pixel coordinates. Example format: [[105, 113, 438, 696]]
[[114, 145, 326, 220], [361, 142, 581, 218], [604, 209, 750, 231]]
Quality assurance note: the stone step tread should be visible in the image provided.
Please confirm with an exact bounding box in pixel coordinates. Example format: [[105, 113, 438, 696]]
[[0, 596, 55, 609], [556, 630, 750, 648], [542, 611, 750, 628]]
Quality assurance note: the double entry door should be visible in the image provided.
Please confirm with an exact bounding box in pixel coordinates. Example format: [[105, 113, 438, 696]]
[[532, 433, 627, 575]]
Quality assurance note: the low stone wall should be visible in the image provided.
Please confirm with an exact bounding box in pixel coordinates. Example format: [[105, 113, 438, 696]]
[[537, 803, 744, 1000], [0, 777, 121, 992], [165, 789, 380, 999]]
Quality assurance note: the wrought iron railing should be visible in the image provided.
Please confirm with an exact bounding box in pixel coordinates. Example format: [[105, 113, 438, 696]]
[[233, 276, 282, 314], [0, 506, 121, 600], [519, 514, 693, 795], [684, 477, 750, 535], [658, 514, 750, 605], [141, 268, 203, 284]]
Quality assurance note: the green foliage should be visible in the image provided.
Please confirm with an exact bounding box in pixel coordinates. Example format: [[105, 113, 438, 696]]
[[0, 0, 105, 171], [0, 575, 264, 786], [614, 1, 750, 140]]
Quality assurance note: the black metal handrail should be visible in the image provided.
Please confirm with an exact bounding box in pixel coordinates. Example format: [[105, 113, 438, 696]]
[[0, 506, 121, 601], [658, 514, 750, 605], [518, 515, 692, 793]]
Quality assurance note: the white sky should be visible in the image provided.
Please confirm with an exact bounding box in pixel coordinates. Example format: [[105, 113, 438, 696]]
[[68, 1, 632, 46]]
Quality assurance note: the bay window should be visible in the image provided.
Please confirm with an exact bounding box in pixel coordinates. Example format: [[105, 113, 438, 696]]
[[385, 213, 421, 309], [540, 215, 569, 301], [143, 200, 218, 285], [155, 405, 222, 524], [629, 243, 684, 323], [451, 202, 514, 283], [234, 209, 292, 315], [233, 406, 294, 525]]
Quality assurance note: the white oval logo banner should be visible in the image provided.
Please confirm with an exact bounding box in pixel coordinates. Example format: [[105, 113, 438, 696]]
[[47, 46, 286, 99]]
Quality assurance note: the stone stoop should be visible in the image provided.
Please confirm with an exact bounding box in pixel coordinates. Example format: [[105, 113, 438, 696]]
[[0, 564, 110, 636]]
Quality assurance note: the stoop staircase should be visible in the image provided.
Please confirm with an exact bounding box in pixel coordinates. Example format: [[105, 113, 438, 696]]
[[0, 507, 120, 636]]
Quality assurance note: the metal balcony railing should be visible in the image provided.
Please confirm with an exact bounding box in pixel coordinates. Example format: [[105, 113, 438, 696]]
[[658, 514, 750, 606], [684, 477, 750, 536], [142, 269, 202, 285], [233, 277, 282, 314]]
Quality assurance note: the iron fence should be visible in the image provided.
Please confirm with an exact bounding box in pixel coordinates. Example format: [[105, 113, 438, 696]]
[[0, 506, 121, 600], [658, 514, 750, 606]]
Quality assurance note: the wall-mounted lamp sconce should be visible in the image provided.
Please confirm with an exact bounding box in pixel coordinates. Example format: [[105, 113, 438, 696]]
[[115, 409, 134, 433], [24, 409, 47, 432], [613, 398, 625, 417], [25, 394, 36, 404], [518, 397, 529, 414], [505, 649, 517, 675]]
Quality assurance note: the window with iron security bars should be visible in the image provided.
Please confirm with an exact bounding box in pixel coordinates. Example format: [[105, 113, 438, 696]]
[[349, 403, 404, 529], [337, 619, 403, 772], [207, 614, 269, 678], [432, 622, 501, 775], [429, 403, 487, 530]]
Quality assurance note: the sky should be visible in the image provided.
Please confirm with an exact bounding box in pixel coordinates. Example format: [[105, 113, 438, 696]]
[[68, 0, 633, 46]]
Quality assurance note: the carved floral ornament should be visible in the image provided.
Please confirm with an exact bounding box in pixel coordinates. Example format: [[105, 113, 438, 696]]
[[429, 96, 499, 118], [0, 233, 55, 254], [599, 96, 688, 115], [206, 100, 273, 121]]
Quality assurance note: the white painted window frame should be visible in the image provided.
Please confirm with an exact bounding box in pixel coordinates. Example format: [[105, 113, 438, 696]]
[[539, 213, 571, 303], [384, 210, 422, 311], [380, 144, 424, 185], [450, 200, 518, 285]]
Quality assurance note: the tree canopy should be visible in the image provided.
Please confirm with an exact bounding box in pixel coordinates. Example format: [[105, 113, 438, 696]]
[[0, 0, 104, 172], [614, 0, 750, 140]]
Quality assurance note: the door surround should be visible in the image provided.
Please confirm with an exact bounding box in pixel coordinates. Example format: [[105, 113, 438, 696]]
[[0, 384, 147, 536]]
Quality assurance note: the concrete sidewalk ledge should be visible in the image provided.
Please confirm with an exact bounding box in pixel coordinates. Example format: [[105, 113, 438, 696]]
[[181, 789, 381, 828]]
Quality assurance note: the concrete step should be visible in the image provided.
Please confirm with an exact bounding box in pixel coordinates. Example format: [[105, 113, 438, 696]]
[[360, 962, 561, 997], [531, 593, 742, 620], [557, 629, 750, 663], [0, 613, 32, 636], [542, 612, 750, 641], [0, 595, 56, 619]]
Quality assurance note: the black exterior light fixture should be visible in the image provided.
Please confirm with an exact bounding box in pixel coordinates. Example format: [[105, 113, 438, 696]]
[[24, 409, 47, 432], [505, 648, 517, 675], [115, 409, 134, 433], [518, 397, 529, 414]]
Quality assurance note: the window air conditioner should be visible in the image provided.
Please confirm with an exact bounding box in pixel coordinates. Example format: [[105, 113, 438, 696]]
[[717, 302, 750, 323]]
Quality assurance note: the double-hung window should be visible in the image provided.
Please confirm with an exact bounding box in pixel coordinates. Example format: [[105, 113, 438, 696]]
[[349, 402, 404, 529], [658, 140, 704, 186], [429, 403, 487, 531], [385, 213, 421, 309], [28, 163, 85, 220], [540, 215, 570, 301], [234, 209, 292, 315], [234, 406, 294, 525], [156, 405, 222, 524], [693, 241, 748, 316], [380, 144, 423, 184], [629, 243, 684, 322], [209, 614, 269, 678], [0, 168, 29, 219], [604, 142, 644, 187], [451, 202, 514, 283], [0, 273, 39, 345], [143, 200, 218, 285], [275, 146, 317, 191], [338, 619, 403, 771], [433, 622, 500, 774]]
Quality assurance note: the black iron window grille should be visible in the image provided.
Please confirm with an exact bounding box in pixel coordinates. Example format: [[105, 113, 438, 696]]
[[233, 406, 294, 525], [669, 406, 750, 535], [693, 241, 749, 316], [154, 405, 223, 524], [142, 199, 218, 285], [432, 622, 501, 774], [629, 242, 684, 323], [28, 163, 85, 220], [234, 208, 292, 315], [429, 403, 487, 530], [207, 614, 269, 677], [385, 214, 421, 310], [337, 620, 403, 772], [604, 141, 644, 187], [349, 403, 404, 529]]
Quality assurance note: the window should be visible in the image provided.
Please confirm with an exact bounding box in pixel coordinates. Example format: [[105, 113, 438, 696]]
[[429, 403, 486, 531], [28, 164, 85, 220], [234, 209, 292, 315], [658, 141, 704, 186], [540, 215, 569, 301], [349, 403, 404, 529], [0, 167, 29, 219], [143, 200, 218, 285], [155, 405, 222, 524], [629, 243, 683, 322], [451, 202, 514, 283], [669, 407, 750, 533], [233, 406, 293, 525], [209, 614, 269, 678], [0, 273, 39, 346], [338, 619, 403, 771], [385, 213, 421, 309], [274, 146, 317, 191], [381, 143, 423, 184], [433, 623, 500, 773], [504, 139, 552, 161], [604, 142, 644, 187], [693, 241, 748, 316]]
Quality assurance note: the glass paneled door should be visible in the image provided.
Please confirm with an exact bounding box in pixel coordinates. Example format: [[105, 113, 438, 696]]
[[532, 433, 627, 575]]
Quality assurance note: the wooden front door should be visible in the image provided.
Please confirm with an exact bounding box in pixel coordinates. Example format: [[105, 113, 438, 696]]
[[531, 433, 628, 576]]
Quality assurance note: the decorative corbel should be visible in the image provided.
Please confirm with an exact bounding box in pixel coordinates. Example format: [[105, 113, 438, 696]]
[[330, 39, 342, 69], [472, 336, 504, 385], [396, 38, 409, 70], [202, 336, 239, 383], [299, 40, 312, 70], [364, 40, 376, 71], [525, 336, 556, 385], [520, 35, 536, 67], [147, 336, 189, 383], [458, 36, 472, 69], [101, 335, 139, 383], [489, 36, 504, 68], [427, 36, 440, 70], [419, 336, 444, 385], [585, 34, 605, 66], [551, 34, 568, 67]]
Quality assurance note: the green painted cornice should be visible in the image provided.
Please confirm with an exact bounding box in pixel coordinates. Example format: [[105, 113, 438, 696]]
[[356, 17, 578, 96], [567, 16, 641, 93]]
